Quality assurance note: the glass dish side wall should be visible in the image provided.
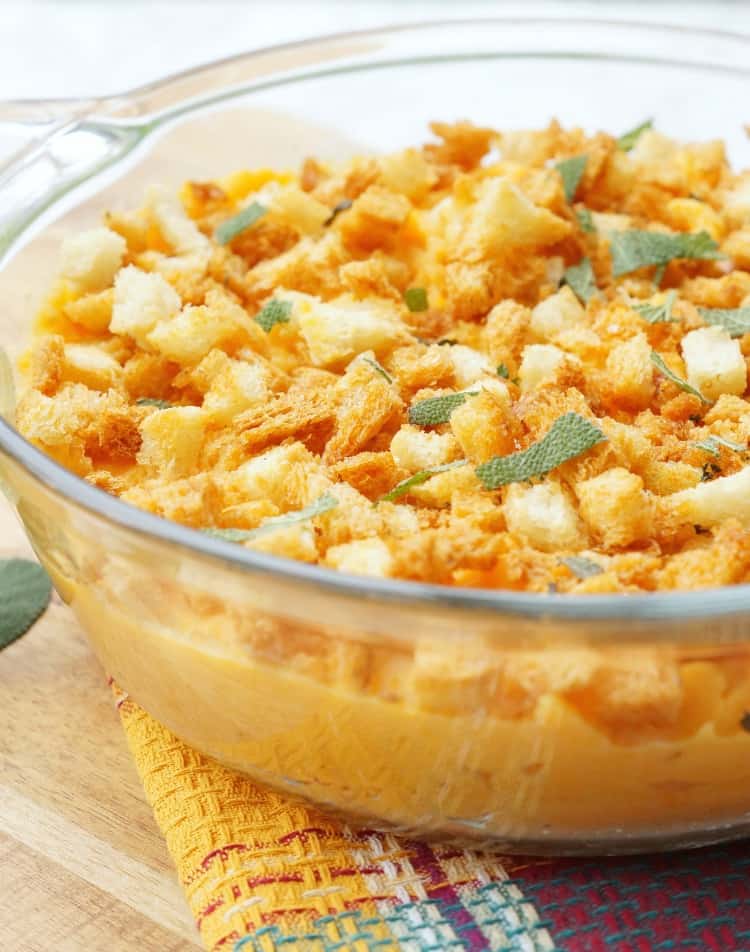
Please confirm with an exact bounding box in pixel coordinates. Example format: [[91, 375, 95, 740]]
[[3, 449, 750, 853]]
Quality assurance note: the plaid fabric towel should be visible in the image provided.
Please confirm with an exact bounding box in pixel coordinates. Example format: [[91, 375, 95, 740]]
[[113, 685, 750, 952]]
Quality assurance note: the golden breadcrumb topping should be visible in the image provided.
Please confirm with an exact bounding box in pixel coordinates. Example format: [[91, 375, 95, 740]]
[[17, 119, 750, 593]]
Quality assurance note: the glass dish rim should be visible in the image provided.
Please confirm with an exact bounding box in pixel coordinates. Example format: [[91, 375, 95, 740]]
[[4, 15, 750, 623]]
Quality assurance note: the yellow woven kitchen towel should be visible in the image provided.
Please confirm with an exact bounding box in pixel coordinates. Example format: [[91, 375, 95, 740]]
[[112, 682, 557, 952], [114, 682, 750, 952]]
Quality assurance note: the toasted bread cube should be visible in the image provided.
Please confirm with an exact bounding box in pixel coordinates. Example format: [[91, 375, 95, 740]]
[[408, 463, 480, 507], [483, 299, 531, 363], [590, 212, 632, 233], [147, 290, 255, 366], [63, 288, 115, 333], [59, 227, 126, 292], [324, 356, 404, 464], [229, 444, 301, 506], [641, 461, 702, 495], [227, 442, 327, 511], [665, 198, 724, 241], [504, 481, 585, 552], [576, 467, 653, 548], [725, 173, 750, 225], [15, 383, 140, 473], [146, 184, 210, 256], [270, 184, 330, 236], [604, 333, 655, 410], [667, 466, 750, 527], [681, 326, 746, 402], [447, 345, 494, 388], [291, 293, 404, 369], [378, 148, 438, 201], [245, 523, 318, 562], [137, 406, 207, 477], [202, 360, 268, 424], [530, 286, 586, 342], [723, 227, 750, 269], [459, 178, 570, 258], [474, 376, 512, 405], [518, 343, 566, 392], [325, 537, 394, 577], [147, 304, 226, 365], [390, 424, 460, 473], [576, 655, 683, 732], [630, 130, 682, 188], [111, 266, 181, 348], [600, 419, 652, 471], [449, 391, 515, 464], [63, 344, 122, 391], [337, 185, 411, 251]]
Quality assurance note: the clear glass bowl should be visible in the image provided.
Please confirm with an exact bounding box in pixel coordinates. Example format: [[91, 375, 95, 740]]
[[2, 19, 750, 854]]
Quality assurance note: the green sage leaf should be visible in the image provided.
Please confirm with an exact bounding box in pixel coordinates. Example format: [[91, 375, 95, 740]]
[[0, 559, 52, 651], [255, 299, 292, 332], [555, 155, 588, 203], [695, 435, 745, 455], [362, 356, 392, 383], [560, 555, 604, 579], [610, 230, 722, 278], [404, 287, 429, 312], [325, 198, 353, 225], [476, 412, 607, 489], [699, 307, 750, 338], [215, 201, 267, 245], [379, 460, 468, 503], [650, 351, 710, 404], [563, 257, 598, 304], [408, 391, 477, 426], [136, 398, 173, 409], [576, 208, 596, 234], [617, 118, 654, 152], [204, 493, 339, 543], [633, 290, 678, 324]]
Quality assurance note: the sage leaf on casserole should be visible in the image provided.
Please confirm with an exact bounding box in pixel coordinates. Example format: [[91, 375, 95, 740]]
[[205, 493, 339, 542], [616, 118, 654, 152], [560, 555, 605, 579], [136, 397, 173, 409], [563, 257, 598, 304], [476, 412, 607, 489], [650, 352, 711, 404], [634, 290, 678, 324], [576, 207, 596, 233], [215, 201, 267, 245], [362, 356, 393, 383], [255, 298, 292, 332], [610, 230, 722, 277], [379, 460, 468, 503], [555, 155, 588, 203], [699, 307, 750, 338], [695, 435, 746, 455], [404, 287, 429, 312], [408, 391, 477, 426]]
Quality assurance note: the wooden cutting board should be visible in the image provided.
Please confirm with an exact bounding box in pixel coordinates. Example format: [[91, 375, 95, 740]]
[[0, 502, 200, 951]]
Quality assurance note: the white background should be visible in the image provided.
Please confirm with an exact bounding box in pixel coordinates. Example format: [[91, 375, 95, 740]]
[[1, 1, 749, 100]]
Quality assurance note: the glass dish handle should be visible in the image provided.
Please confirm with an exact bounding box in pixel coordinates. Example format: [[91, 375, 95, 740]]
[[0, 98, 140, 266]]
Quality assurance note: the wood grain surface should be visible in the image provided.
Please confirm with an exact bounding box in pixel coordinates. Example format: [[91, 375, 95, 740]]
[[0, 504, 200, 951]]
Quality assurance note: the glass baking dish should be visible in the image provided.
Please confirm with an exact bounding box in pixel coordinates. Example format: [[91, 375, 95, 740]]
[[1, 18, 750, 855]]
